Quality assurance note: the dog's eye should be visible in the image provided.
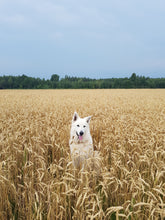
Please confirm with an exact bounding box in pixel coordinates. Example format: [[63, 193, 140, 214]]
[[77, 125, 80, 127], [83, 125, 86, 128]]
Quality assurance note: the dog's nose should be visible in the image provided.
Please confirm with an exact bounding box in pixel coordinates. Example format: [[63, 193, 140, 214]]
[[79, 131, 84, 136]]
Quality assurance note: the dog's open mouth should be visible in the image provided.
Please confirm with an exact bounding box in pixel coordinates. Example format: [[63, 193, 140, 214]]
[[76, 132, 83, 141]]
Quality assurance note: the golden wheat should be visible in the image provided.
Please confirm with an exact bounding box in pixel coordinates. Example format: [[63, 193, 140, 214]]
[[0, 89, 165, 220]]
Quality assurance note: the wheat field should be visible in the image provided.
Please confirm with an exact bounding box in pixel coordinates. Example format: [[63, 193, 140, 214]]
[[0, 89, 165, 220]]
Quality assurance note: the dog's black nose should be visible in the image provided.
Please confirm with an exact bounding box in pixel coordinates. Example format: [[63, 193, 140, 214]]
[[79, 131, 84, 136]]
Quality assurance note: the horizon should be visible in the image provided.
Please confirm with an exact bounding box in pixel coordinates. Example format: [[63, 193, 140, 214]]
[[1, 72, 165, 80]]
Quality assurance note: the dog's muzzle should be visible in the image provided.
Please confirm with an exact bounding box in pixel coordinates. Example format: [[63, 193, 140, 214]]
[[76, 131, 84, 140]]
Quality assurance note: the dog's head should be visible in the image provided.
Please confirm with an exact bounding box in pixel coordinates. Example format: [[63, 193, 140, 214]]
[[71, 112, 91, 142]]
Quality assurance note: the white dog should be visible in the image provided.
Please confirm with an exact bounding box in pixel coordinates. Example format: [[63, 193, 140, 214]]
[[69, 112, 93, 169]]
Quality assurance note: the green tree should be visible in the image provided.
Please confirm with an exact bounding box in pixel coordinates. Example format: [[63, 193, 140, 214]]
[[50, 74, 59, 82], [130, 73, 137, 81], [50, 74, 60, 88]]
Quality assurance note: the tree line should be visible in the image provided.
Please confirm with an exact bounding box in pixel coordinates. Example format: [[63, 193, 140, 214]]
[[0, 73, 165, 89]]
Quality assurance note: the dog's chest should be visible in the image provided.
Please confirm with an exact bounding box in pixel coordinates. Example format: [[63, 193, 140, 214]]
[[70, 141, 93, 157]]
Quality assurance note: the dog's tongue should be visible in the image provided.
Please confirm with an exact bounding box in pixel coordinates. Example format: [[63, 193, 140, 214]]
[[79, 135, 83, 141]]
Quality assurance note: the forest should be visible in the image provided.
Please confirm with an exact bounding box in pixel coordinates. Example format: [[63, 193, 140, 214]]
[[0, 73, 165, 89]]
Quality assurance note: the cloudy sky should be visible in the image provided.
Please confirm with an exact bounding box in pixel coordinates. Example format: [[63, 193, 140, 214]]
[[0, 0, 165, 79]]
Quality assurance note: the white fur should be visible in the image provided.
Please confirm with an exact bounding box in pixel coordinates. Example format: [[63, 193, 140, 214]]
[[69, 112, 93, 168]]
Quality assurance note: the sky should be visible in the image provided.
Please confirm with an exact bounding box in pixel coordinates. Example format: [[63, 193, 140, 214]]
[[0, 0, 165, 79]]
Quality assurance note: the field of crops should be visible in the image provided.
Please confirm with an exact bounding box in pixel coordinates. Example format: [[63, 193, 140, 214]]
[[0, 89, 165, 219]]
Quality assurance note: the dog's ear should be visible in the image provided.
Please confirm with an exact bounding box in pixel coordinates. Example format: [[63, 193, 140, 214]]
[[86, 116, 92, 124], [72, 112, 79, 122]]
